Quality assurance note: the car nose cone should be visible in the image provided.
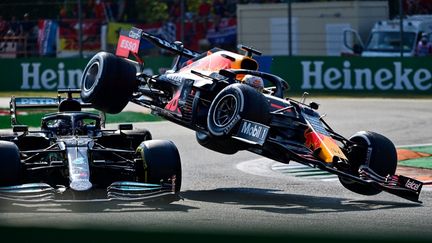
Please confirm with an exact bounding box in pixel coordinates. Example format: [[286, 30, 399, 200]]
[[70, 180, 93, 191]]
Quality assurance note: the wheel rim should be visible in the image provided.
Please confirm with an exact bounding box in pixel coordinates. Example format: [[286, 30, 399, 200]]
[[83, 62, 100, 91], [212, 94, 239, 128]]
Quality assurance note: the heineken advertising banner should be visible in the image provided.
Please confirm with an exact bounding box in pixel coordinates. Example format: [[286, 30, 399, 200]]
[[271, 56, 432, 96], [0, 57, 173, 91], [0, 56, 431, 96]]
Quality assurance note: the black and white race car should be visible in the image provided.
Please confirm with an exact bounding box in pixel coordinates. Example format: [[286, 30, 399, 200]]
[[0, 90, 181, 202]]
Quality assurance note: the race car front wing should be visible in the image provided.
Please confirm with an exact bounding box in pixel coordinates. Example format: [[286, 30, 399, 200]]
[[0, 181, 177, 203], [267, 138, 423, 203]]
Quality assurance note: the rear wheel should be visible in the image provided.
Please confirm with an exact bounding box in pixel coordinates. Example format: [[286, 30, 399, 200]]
[[207, 83, 269, 137], [136, 140, 182, 193], [339, 131, 397, 195], [0, 141, 21, 186], [80, 52, 137, 114]]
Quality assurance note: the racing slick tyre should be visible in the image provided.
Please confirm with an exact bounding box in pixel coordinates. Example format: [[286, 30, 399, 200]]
[[80, 51, 137, 114], [136, 140, 182, 193], [339, 131, 397, 196], [0, 141, 21, 186], [207, 83, 270, 137], [195, 131, 244, 155]]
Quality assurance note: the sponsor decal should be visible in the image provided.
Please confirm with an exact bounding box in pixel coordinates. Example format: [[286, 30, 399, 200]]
[[15, 98, 57, 105], [13, 58, 169, 91], [235, 119, 269, 145], [128, 27, 143, 40], [165, 74, 184, 86], [73, 157, 85, 165], [300, 61, 431, 91], [223, 115, 241, 135], [120, 38, 139, 52], [20, 62, 82, 90], [405, 179, 422, 191], [116, 35, 140, 57]]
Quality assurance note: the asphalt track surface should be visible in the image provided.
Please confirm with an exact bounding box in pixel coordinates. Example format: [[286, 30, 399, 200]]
[[0, 98, 431, 241]]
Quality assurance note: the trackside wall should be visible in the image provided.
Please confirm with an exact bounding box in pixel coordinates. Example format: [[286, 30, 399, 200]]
[[270, 56, 432, 96], [0, 57, 430, 96], [0, 57, 173, 91]]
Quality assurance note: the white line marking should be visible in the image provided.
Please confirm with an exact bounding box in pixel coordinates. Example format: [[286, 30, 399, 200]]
[[396, 143, 432, 148]]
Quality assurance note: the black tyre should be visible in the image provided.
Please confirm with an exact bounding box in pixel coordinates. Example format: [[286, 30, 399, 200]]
[[0, 141, 22, 186], [195, 131, 242, 155], [339, 131, 397, 196], [136, 140, 182, 193], [80, 51, 137, 114], [207, 83, 270, 137]]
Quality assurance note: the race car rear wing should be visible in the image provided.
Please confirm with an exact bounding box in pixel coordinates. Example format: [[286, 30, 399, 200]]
[[116, 27, 200, 59], [9, 89, 95, 128]]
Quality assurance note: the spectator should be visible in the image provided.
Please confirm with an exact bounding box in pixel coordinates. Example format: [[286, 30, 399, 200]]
[[226, 0, 238, 17], [0, 15, 9, 37], [197, 0, 212, 35], [8, 16, 22, 37], [21, 13, 36, 38], [93, 0, 106, 21], [198, 0, 212, 21], [415, 33, 432, 56], [105, 0, 119, 21], [21, 13, 38, 56], [169, 0, 182, 22], [213, 0, 226, 18], [212, 0, 226, 31]]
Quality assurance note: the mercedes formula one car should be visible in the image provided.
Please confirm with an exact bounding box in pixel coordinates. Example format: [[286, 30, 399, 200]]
[[79, 27, 423, 202], [0, 90, 181, 202]]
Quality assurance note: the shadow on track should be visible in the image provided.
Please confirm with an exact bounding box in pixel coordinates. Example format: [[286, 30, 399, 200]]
[[0, 198, 197, 213], [181, 188, 420, 214]]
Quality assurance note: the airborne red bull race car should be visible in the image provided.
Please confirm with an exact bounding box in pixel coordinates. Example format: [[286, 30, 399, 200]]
[[79, 27, 423, 203]]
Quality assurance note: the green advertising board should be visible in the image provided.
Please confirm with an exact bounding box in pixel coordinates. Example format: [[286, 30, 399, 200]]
[[0, 57, 174, 91], [271, 56, 432, 96], [0, 56, 431, 96]]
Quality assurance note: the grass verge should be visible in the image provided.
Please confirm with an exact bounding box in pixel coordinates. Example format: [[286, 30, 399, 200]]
[[0, 111, 162, 129]]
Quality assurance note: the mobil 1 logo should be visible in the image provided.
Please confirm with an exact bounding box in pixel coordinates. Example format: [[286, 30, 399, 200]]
[[235, 119, 269, 145]]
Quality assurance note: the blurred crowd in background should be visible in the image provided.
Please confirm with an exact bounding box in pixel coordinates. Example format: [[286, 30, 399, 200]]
[[0, 0, 294, 57], [1, 0, 432, 58]]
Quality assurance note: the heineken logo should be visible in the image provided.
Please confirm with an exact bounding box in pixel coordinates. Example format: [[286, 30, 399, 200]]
[[20, 62, 83, 90], [18, 62, 153, 90], [301, 61, 431, 91]]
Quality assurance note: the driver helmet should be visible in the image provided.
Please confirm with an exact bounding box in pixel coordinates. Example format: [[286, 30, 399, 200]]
[[242, 74, 264, 92], [54, 119, 72, 135], [74, 119, 86, 135]]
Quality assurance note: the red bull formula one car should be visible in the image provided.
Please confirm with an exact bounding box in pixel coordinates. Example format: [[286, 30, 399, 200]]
[[79, 27, 423, 203]]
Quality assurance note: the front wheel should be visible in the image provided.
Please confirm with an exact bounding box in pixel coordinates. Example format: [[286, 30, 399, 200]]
[[207, 83, 270, 137], [0, 141, 22, 186], [136, 140, 182, 193], [80, 52, 137, 114], [339, 131, 397, 196]]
